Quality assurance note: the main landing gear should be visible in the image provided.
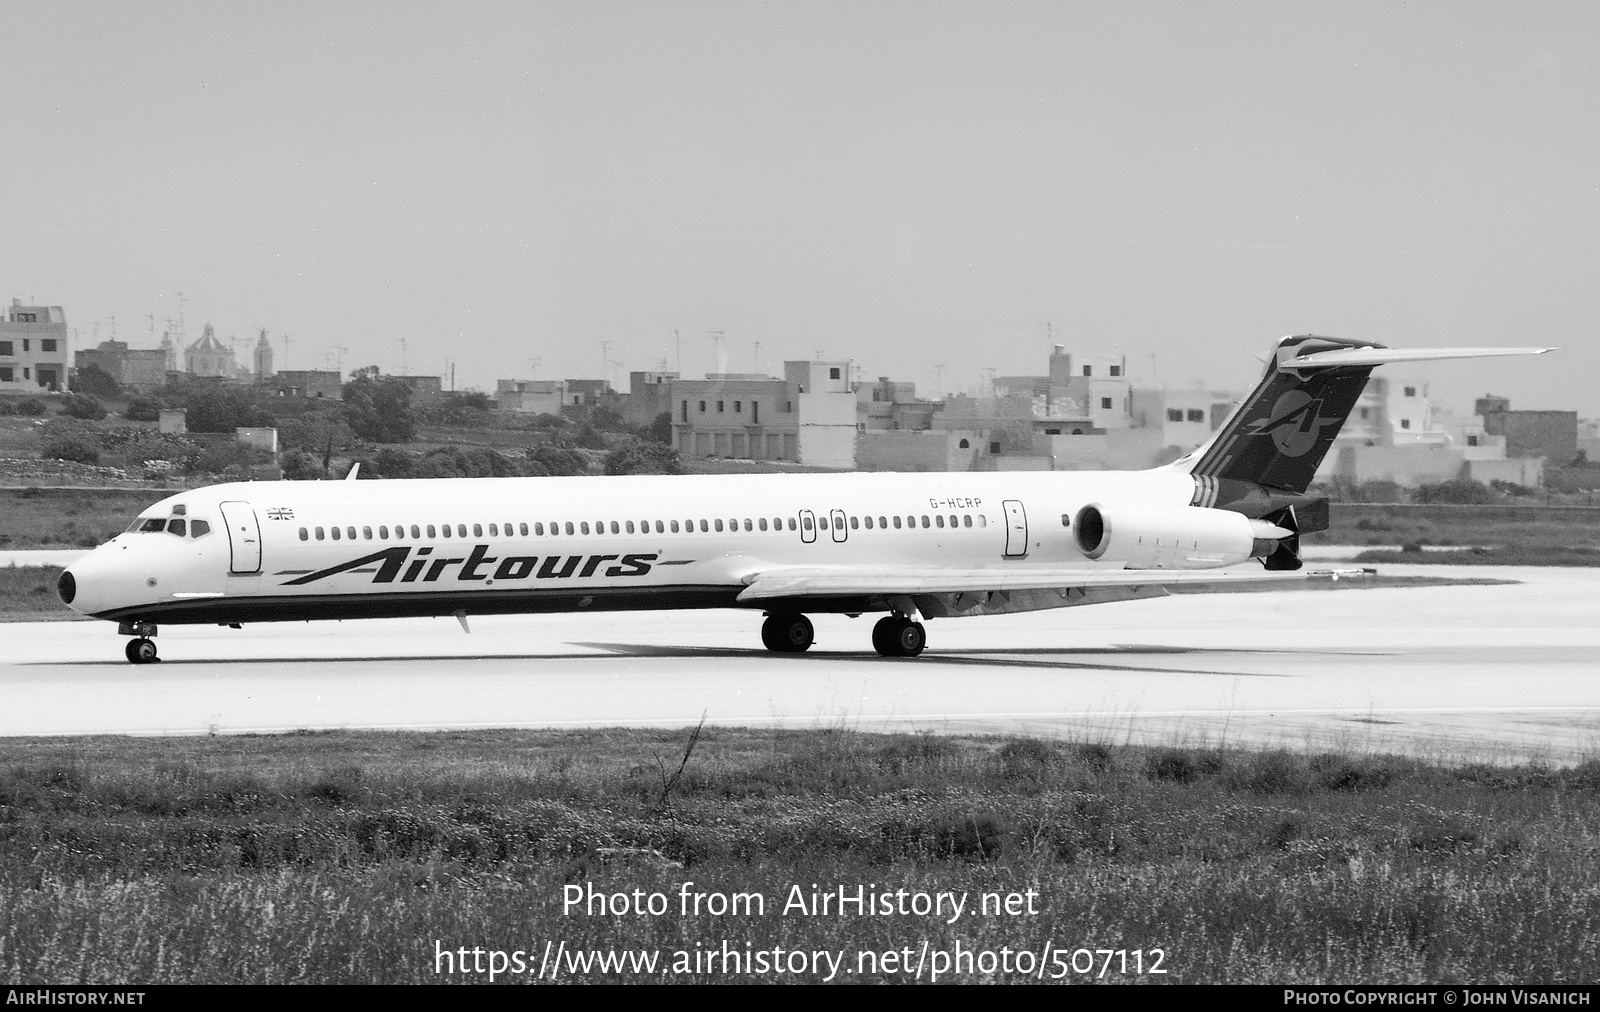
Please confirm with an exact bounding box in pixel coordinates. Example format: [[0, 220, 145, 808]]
[[872, 615, 926, 658], [119, 620, 160, 665], [761, 612, 814, 653], [759, 611, 929, 657]]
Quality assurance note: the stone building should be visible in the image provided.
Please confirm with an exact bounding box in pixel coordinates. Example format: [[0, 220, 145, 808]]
[[74, 340, 168, 393]]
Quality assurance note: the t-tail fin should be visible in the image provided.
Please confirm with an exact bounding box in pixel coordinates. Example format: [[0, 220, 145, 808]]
[[1172, 335, 1555, 495]]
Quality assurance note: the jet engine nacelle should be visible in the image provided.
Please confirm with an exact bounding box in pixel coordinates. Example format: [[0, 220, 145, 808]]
[[1073, 503, 1292, 569]]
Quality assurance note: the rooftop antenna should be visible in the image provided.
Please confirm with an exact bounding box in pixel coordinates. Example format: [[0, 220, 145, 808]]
[[751, 340, 761, 373], [146, 314, 156, 342], [982, 367, 997, 396], [598, 340, 612, 380], [399, 338, 408, 375], [932, 363, 945, 394], [529, 356, 541, 377], [707, 331, 725, 375], [331, 346, 349, 374], [175, 292, 186, 340], [280, 333, 291, 371], [673, 329, 681, 374]]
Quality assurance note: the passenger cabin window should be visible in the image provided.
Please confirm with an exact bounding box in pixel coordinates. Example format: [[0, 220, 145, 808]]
[[411, 525, 421, 538], [473, 524, 483, 537], [347, 527, 357, 540], [316, 527, 326, 540], [331, 527, 341, 540], [299, 527, 309, 541], [457, 524, 467, 538], [363, 526, 373, 540]]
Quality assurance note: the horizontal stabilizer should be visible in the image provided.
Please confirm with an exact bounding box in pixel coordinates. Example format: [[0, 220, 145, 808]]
[[1283, 346, 1556, 370]]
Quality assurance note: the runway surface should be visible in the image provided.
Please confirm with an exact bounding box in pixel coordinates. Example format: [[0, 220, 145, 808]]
[[4, 564, 1597, 762]]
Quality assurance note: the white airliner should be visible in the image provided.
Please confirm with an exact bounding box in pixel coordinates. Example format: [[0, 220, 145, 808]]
[[58, 336, 1552, 664]]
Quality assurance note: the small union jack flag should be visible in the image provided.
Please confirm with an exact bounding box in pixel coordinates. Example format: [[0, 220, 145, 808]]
[[265, 507, 295, 520]]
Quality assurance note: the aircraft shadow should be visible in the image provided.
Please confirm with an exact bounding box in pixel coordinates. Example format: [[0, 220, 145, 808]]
[[572, 642, 1299, 678]]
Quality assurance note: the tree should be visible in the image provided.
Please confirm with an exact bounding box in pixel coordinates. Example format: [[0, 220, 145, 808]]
[[644, 411, 674, 445], [279, 409, 355, 477], [342, 372, 415, 443], [182, 386, 274, 432], [74, 365, 120, 400]]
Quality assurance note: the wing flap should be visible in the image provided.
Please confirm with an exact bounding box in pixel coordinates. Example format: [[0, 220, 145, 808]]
[[735, 565, 1355, 601]]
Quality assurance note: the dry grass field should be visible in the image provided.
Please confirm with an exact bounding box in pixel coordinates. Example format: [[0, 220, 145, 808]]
[[2, 727, 1597, 984]]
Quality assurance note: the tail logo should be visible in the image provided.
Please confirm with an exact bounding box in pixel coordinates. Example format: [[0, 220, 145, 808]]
[[1245, 390, 1341, 457]]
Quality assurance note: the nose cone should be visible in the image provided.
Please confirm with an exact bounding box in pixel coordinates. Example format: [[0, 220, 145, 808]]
[[60, 543, 135, 618]]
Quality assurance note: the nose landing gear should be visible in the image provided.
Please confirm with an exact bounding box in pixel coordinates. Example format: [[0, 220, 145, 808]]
[[118, 620, 160, 665]]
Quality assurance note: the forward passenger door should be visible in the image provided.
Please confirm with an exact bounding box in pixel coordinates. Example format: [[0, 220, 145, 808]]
[[219, 501, 263, 574]]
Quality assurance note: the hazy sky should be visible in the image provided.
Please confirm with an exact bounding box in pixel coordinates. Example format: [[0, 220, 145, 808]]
[[3, 2, 1595, 414]]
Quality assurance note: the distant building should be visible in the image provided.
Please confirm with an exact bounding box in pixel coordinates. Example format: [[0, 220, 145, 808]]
[[1310, 381, 1551, 488], [623, 370, 678, 427], [252, 330, 274, 382], [393, 374, 443, 404], [669, 360, 856, 468], [857, 376, 934, 431], [185, 324, 239, 379], [564, 378, 614, 409], [74, 340, 167, 393], [270, 369, 343, 400], [496, 378, 567, 415], [0, 299, 68, 394], [1477, 394, 1579, 465]]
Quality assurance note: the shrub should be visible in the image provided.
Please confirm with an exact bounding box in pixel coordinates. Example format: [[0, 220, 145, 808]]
[[0, 400, 13, 416], [123, 395, 162, 421], [603, 441, 682, 475], [41, 431, 100, 465], [60, 392, 108, 420], [1144, 748, 1199, 783], [1414, 478, 1497, 505], [14, 398, 47, 416], [525, 445, 591, 477], [281, 451, 324, 480]]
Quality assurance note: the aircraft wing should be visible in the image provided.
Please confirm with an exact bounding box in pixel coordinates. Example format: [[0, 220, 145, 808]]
[[734, 565, 1364, 602], [1284, 346, 1556, 369]]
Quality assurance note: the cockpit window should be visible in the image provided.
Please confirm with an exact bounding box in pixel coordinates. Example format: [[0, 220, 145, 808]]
[[167, 519, 187, 537], [191, 520, 211, 538], [138, 518, 166, 533]]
